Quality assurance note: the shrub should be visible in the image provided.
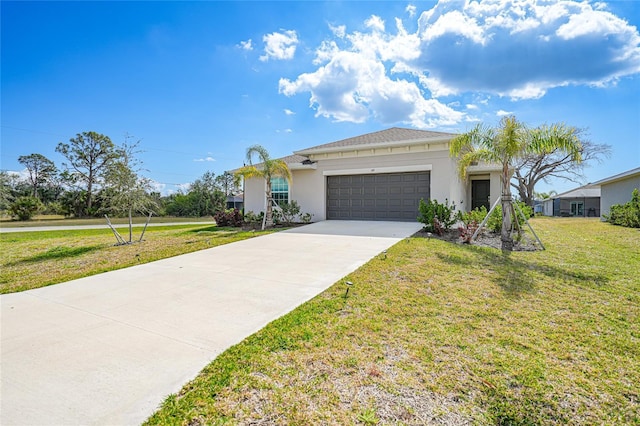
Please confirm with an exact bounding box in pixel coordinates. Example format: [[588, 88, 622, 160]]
[[417, 198, 456, 235], [486, 201, 533, 233], [457, 206, 488, 243], [243, 210, 263, 224], [272, 209, 282, 225], [300, 212, 313, 223], [9, 196, 43, 221], [605, 188, 640, 228], [279, 200, 301, 226], [213, 208, 243, 227]]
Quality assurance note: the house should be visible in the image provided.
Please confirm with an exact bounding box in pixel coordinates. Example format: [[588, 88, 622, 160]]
[[226, 194, 244, 210], [592, 167, 640, 217], [541, 184, 601, 217], [240, 127, 502, 222]]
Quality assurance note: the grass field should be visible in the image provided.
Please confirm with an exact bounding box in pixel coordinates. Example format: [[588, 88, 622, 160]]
[[144, 218, 639, 425], [0, 215, 213, 228], [0, 224, 275, 294]]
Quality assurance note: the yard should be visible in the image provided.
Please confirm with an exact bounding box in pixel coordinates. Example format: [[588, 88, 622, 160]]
[[145, 218, 639, 425]]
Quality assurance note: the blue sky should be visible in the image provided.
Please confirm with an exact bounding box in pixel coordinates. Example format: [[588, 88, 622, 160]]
[[2, 0, 639, 196]]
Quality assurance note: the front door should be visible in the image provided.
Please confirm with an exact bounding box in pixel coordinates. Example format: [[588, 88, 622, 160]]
[[472, 180, 491, 210]]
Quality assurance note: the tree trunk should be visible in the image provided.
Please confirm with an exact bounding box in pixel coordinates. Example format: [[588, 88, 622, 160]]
[[128, 208, 133, 243], [264, 181, 273, 228], [501, 166, 514, 251]]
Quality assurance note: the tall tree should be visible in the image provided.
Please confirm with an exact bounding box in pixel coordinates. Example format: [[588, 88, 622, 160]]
[[56, 131, 118, 216], [513, 139, 611, 206], [189, 171, 226, 216], [214, 171, 239, 196], [17, 153, 57, 200], [234, 145, 291, 228], [0, 171, 15, 212], [450, 116, 582, 251]]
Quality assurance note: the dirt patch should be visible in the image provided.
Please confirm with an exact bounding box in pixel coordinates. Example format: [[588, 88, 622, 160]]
[[412, 228, 541, 251]]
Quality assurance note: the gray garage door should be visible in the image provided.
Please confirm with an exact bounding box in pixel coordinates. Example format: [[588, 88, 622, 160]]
[[327, 172, 430, 221]]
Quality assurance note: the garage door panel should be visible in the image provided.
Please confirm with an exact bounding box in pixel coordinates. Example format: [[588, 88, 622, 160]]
[[327, 172, 430, 221]]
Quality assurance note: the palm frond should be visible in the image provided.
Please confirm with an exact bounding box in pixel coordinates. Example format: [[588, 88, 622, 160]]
[[269, 159, 292, 181], [234, 165, 264, 180], [529, 123, 583, 163], [246, 145, 271, 165]]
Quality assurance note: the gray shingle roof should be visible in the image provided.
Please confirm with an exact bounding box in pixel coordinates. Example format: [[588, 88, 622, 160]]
[[278, 154, 309, 164], [295, 127, 457, 154]]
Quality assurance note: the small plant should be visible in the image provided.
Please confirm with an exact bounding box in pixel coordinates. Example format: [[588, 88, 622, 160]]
[[271, 209, 282, 225], [213, 208, 243, 227], [486, 201, 533, 233], [417, 198, 456, 235], [8, 196, 43, 221], [279, 200, 301, 226], [357, 408, 380, 425], [243, 211, 262, 224], [605, 188, 640, 228], [457, 206, 488, 243], [300, 212, 313, 223]]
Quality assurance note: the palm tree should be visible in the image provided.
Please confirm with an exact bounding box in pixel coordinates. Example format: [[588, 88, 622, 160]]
[[450, 116, 582, 251], [234, 145, 291, 229]]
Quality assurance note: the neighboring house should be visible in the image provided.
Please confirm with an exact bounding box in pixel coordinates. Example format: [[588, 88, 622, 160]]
[[238, 127, 502, 222], [592, 167, 640, 217], [226, 194, 243, 210], [541, 184, 601, 217]]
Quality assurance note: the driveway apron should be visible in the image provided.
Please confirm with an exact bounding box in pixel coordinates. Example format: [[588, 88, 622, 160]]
[[0, 220, 422, 425]]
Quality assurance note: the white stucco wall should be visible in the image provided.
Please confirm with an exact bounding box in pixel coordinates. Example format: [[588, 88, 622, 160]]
[[243, 177, 266, 215], [241, 145, 501, 221], [289, 169, 323, 221], [600, 174, 640, 217]]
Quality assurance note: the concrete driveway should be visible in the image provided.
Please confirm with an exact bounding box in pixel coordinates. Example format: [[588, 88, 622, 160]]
[[0, 220, 421, 425]]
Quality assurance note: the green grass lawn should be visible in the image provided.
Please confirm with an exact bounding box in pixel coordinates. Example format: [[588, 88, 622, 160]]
[[0, 215, 214, 228], [0, 224, 275, 294], [145, 218, 639, 425]]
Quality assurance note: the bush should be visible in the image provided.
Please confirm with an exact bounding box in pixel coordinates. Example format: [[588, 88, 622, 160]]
[[417, 198, 456, 235], [9, 196, 43, 221], [457, 206, 488, 243], [214, 208, 243, 227], [279, 200, 301, 226], [605, 189, 640, 228], [243, 211, 263, 224], [486, 201, 533, 233]]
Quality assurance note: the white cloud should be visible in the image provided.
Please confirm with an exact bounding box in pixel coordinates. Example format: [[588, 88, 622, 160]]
[[284, 109, 295, 115], [365, 15, 385, 32], [279, 48, 463, 128], [193, 156, 216, 162], [411, 0, 640, 99], [149, 180, 166, 194], [260, 30, 298, 61], [496, 109, 513, 117], [238, 39, 253, 50], [276, 0, 640, 127], [406, 4, 416, 18], [176, 183, 192, 193], [329, 23, 346, 38]]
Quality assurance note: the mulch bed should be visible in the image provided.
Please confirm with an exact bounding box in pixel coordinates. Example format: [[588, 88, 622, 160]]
[[412, 228, 541, 251]]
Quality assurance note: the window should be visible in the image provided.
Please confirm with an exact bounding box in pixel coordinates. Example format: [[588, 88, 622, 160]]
[[270, 177, 289, 206], [570, 201, 584, 216]]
